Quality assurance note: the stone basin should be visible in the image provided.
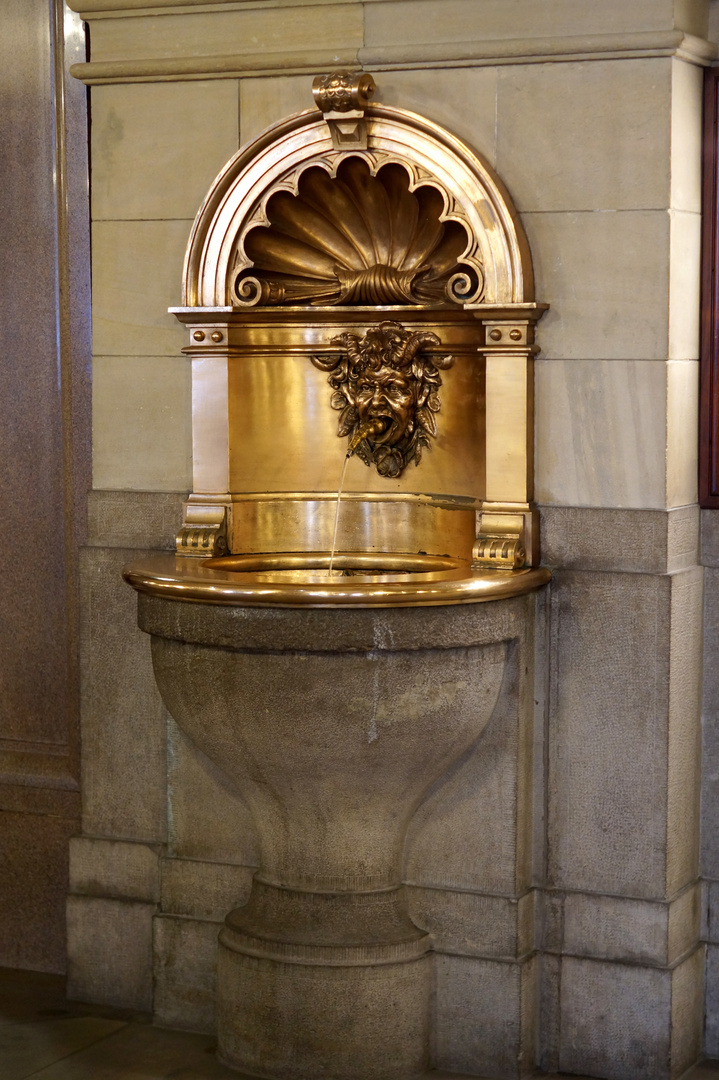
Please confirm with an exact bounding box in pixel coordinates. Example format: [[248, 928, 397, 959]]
[[125, 555, 549, 1079]]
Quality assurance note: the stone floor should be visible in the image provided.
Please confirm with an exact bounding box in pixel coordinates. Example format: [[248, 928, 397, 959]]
[[1, 967, 718, 1080]]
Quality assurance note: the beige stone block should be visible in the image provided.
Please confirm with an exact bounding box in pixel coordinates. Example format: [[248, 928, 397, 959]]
[[536, 890, 564, 953], [70, 837, 161, 902], [563, 894, 668, 965], [665, 360, 695, 507], [671, 59, 703, 213], [67, 895, 154, 1011], [525, 210, 670, 360], [537, 952, 561, 1074], [87, 490, 185, 549], [675, 0, 709, 38], [668, 884, 702, 963], [373, 67, 497, 164], [435, 954, 536, 1078], [562, 885, 700, 966], [535, 360, 668, 508], [407, 886, 533, 959], [153, 914, 218, 1033], [547, 570, 700, 899], [92, 355, 192, 492], [670, 947, 704, 1077], [497, 59, 671, 213], [711, 0, 719, 44], [92, 80, 239, 222], [363, 0, 677, 47], [80, 546, 167, 842], [161, 857, 253, 921], [240, 75, 312, 147], [706, 944, 719, 1056], [91, 219, 190, 357], [91, 6, 363, 63], [702, 569, 719, 878], [167, 719, 260, 867], [702, 509, 719, 566], [559, 952, 701, 1080], [667, 504, 702, 571], [540, 505, 699, 574], [666, 566, 703, 895], [669, 212, 701, 360]]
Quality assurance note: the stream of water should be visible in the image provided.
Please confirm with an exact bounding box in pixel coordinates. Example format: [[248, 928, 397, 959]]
[[328, 451, 351, 577]]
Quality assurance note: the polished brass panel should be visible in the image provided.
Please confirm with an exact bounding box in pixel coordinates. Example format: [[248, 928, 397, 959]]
[[226, 494, 477, 560], [312, 321, 453, 478], [124, 554, 551, 609], [192, 309, 487, 501]]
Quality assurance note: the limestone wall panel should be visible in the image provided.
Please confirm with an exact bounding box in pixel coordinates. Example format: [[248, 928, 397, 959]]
[[523, 210, 671, 361], [80, 547, 167, 843], [91, 219, 191, 358], [92, 80, 240, 221], [92, 355, 192, 492], [496, 59, 672, 213], [548, 571, 673, 897]]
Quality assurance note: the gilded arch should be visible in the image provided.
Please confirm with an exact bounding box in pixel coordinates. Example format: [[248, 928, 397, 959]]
[[181, 104, 534, 310]]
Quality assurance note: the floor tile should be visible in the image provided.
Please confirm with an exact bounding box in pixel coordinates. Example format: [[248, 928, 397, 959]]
[[0, 970, 67, 1026], [23, 1022, 239, 1079], [0, 1016, 125, 1080], [0, 967, 717, 1080]]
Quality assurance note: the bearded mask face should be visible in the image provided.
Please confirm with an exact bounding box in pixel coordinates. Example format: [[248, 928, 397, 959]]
[[312, 321, 453, 479], [354, 365, 418, 447]]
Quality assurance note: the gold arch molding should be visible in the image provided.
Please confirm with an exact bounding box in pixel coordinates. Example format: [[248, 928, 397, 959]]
[[183, 104, 534, 309]]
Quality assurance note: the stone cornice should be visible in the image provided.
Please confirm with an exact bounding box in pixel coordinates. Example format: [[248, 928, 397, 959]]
[[361, 29, 718, 70], [70, 29, 718, 84], [71, 48, 360, 83]]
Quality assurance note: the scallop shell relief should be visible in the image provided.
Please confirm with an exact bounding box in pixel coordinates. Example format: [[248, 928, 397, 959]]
[[232, 158, 483, 307]]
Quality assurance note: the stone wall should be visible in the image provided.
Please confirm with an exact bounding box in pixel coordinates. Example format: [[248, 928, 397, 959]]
[[66, 1, 712, 1076], [0, 0, 91, 973]]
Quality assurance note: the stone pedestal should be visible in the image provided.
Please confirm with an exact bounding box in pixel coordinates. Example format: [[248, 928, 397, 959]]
[[139, 594, 513, 1079]]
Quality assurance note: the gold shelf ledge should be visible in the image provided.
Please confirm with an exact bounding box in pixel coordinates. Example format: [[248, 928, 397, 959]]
[[123, 553, 551, 609]]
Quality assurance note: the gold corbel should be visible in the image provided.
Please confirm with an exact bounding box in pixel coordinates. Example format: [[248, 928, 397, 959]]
[[176, 500, 229, 558], [312, 71, 376, 150], [473, 504, 538, 570]]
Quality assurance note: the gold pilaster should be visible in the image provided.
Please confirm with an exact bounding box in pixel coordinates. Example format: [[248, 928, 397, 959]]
[[471, 305, 547, 568]]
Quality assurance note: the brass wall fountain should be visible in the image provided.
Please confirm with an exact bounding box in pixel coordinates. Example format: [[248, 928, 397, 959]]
[[125, 72, 549, 1079]]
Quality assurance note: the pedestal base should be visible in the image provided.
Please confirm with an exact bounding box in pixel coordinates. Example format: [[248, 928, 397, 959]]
[[217, 879, 432, 1080]]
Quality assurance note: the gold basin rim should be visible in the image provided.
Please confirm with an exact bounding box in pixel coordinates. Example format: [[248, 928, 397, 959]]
[[123, 553, 551, 608], [204, 551, 461, 574]]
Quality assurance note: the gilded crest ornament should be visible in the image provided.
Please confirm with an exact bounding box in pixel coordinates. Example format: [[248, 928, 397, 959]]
[[312, 71, 376, 113], [312, 321, 453, 478]]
